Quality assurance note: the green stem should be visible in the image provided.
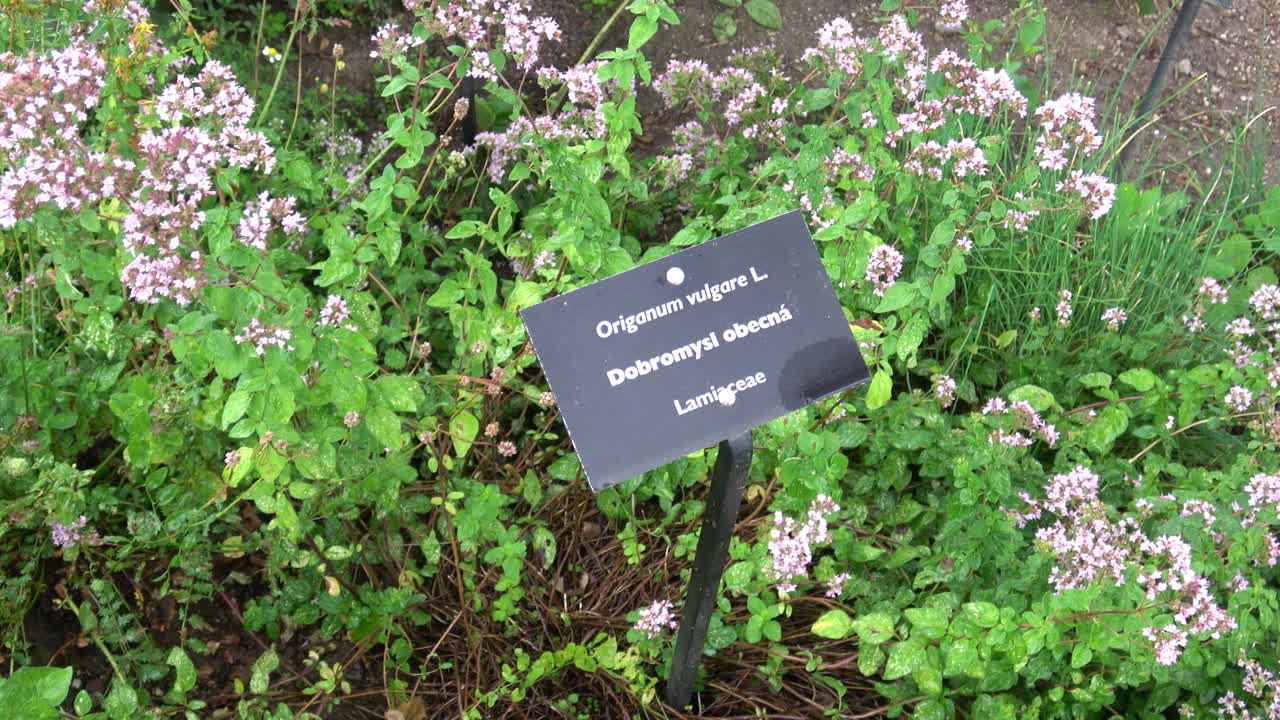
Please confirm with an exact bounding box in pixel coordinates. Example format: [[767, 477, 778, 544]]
[[322, 140, 394, 210], [547, 0, 630, 111], [58, 597, 124, 680], [252, 0, 268, 91], [255, 1, 303, 127]]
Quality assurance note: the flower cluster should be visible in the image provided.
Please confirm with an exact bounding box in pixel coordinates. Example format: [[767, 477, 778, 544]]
[[765, 495, 839, 593], [1244, 473, 1280, 529], [0, 40, 126, 228], [934, 374, 957, 408], [864, 244, 904, 297], [115, 55, 276, 306], [318, 295, 356, 331], [237, 192, 306, 251], [1055, 289, 1074, 327], [928, 51, 1026, 118], [370, 23, 425, 61], [903, 137, 988, 180], [1215, 656, 1280, 720], [1058, 171, 1116, 220], [825, 572, 850, 598], [1183, 277, 1231, 332], [633, 599, 679, 639], [422, 0, 560, 78], [1102, 306, 1127, 331], [826, 147, 875, 184], [472, 52, 625, 182], [1225, 385, 1253, 413], [234, 318, 294, 357], [1252, 283, 1280, 321], [802, 17, 872, 76], [982, 397, 1059, 447], [538, 61, 605, 108], [939, 0, 970, 25], [1033, 93, 1102, 170], [1012, 466, 1238, 665], [654, 121, 710, 187], [510, 249, 556, 279], [49, 515, 88, 548]]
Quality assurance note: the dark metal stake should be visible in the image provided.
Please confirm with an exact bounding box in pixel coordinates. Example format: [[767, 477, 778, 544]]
[[1116, 0, 1205, 175], [664, 430, 753, 709]]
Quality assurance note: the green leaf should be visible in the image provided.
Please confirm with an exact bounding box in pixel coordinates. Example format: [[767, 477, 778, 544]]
[[744, 0, 782, 29], [221, 390, 252, 430], [914, 699, 950, 720], [103, 680, 138, 720], [905, 607, 950, 640], [167, 647, 196, 694], [885, 638, 926, 680], [1008, 384, 1055, 412], [207, 330, 244, 379], [897, 313, 928, 362], [943, 638, 982, 678], [507, 280, 544, 311], [547, 453, 580, 481], [859, 643, 885, 675], [1078, 372, 1112, 389], [1071, 643, 1093, 669], [375, 375, 423, 413], [712, 11, 737, 41], [427, 278, 464, 308], [273, 493, 300, 541], [1085, 405, 1129, 455], [929, 218, 955, 246], [929, 272, 956, 311], [0, 667, 73, 717], [865, 369, 892, 410], [851, 612, 896, 645], [628, 15, 658, 50], [1118, 368, 1157, 392], [79, 204, 101, 232], [250, 647, 279, 695], [376, 225, 402, 265], [723, 561, 753, 591], [875, 282, 918, 313], [74, 690, 92, 715], [801, 87, 834, 113], [913, 655, 944, 696], [811, 609, 853, 639], [54, 269, 83, 300], [366, 406, 403, 450], [1018, 11, 1045, 52], [450, 411, 480, 459], [1206, 234, 1252, 278], [961, 602, 1000, 628]]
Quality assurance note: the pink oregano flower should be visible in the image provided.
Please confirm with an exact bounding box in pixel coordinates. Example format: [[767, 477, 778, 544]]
[[765, 495, 839, 593]]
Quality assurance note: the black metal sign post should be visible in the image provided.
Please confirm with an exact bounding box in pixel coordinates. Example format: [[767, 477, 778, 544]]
[[664, 430, 753, 708], [519, 211, 870, 707]]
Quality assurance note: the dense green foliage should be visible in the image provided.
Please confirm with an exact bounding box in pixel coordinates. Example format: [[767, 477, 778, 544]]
[[1, 0, 1278, 718]]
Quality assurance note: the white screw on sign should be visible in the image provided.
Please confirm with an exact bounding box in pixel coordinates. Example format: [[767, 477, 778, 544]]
[[665, 266, 685, 286], [717, 388, 736, 407]]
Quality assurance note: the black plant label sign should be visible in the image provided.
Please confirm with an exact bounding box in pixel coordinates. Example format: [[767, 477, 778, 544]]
[[521, 210, 870, 491]]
